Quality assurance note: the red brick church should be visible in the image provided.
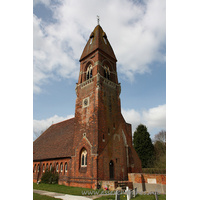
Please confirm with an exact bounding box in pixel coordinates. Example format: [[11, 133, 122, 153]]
[[33, 24, 142, 189]]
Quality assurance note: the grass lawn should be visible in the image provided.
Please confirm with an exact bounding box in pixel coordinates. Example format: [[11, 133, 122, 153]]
[[33, 183, 166, 200], [33, 193, 62, 200], [33, 182, 101, 196]]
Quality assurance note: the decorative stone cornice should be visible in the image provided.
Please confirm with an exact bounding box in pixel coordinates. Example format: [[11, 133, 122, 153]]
[[80, 77, 94, 88], [103, 78, 117, 88], [75, 73, 121, 96]]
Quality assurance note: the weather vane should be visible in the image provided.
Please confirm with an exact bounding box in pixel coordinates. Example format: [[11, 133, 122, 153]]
[[97, 15, 100, 25]]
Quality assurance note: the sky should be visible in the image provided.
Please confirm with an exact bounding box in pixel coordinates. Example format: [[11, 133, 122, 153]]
[[33, 0, 166, 140]]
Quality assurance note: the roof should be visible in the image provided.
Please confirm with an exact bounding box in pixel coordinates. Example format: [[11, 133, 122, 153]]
[[33, 118, 75, 161], [80, 25, 117, 62]]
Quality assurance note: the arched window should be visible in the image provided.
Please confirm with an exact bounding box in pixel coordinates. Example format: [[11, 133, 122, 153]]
[[104, 69, 107, 78], [86, 65, 93, 80], [50, 163, 52, 171], [90, 32, 94, 44], [81, 154, 84, 165], [103, 37, 107, 44], [90, 37, 93, 44], [87, 71, 89, 80], [56, 163, 59, 172], [109, 160, 114, 180], [65, 162, 67, 173], [104, 66, 110, 80], [103, 32, 107, 45], [60, 163, 63, 172], [103, 134, 105, 142], [81, 148, 87, 167], [46, 163, 48, 171], [43, 164, 45, 172], [34, 164, 36, 173], [37, 164, 40, 173]]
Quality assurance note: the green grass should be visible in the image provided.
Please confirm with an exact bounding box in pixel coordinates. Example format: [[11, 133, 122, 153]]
[[33, 183, 166, 200], [95, 194, 166, 200], [33, 182, 102, 196], [33, 193, 62, 200]]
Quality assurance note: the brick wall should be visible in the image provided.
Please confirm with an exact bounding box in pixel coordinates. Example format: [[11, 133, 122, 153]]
[[128, 173, 166, 193], [128, 173, 166, 185]]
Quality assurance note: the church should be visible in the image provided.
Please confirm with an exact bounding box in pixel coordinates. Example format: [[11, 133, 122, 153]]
[[33, 23, 142, 189]]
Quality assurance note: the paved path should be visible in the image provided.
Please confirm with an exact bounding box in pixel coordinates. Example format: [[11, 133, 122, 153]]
[[33, 189, 102, 200]]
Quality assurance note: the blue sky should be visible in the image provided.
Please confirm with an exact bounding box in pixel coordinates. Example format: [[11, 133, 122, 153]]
[[33, 0, 166, 140]]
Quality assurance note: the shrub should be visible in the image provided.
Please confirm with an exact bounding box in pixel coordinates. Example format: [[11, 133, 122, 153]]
[[142, 168, 166, 174], [41, 167, 59, 184]]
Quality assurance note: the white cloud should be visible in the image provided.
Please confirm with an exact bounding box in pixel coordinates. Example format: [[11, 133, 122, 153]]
[[33, 14, 79, 93], [142, 104, 166, 129], [33, 114, 74, 134], [121, 108, 142, 133], [33, 0, 166, 93], [122, 104, 166, 135]]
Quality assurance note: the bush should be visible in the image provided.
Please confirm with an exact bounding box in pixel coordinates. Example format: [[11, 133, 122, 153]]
[[41, 167, 59, 184], [142, 168, 166, 174]]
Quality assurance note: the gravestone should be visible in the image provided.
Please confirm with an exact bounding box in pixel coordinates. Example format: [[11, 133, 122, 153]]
[[127, 189, 131, 200], [126, 187, 134, 200], [125, 186, 138, 200], [133, 188, 137, 197]]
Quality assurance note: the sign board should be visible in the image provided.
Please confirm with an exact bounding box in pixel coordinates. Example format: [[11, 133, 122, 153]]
[[147, 178, 157, 184]]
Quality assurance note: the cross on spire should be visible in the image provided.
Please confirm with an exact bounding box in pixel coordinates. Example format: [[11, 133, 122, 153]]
[[97, 15, 100, 25]]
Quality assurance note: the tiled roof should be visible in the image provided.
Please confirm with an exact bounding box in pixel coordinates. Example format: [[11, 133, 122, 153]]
[[33, 118, 75, 161], [80, 25, 117, 61]]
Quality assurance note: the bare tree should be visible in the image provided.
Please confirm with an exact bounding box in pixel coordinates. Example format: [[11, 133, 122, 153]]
[[153, 130, 166, 144], [152, 130, 166, 169]]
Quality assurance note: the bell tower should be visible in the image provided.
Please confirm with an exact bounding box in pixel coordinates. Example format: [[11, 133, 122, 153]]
[[71, 24, 141, 185], [74, 23, 121, 154]]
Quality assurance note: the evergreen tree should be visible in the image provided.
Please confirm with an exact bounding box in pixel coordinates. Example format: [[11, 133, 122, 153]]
[[133, 124, 154, 168]]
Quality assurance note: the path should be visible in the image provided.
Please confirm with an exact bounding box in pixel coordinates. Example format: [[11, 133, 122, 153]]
[[33, 189, 103, 200]]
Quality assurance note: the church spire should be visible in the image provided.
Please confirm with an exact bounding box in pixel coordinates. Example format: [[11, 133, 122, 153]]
[[79, 24, 117, 62]]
